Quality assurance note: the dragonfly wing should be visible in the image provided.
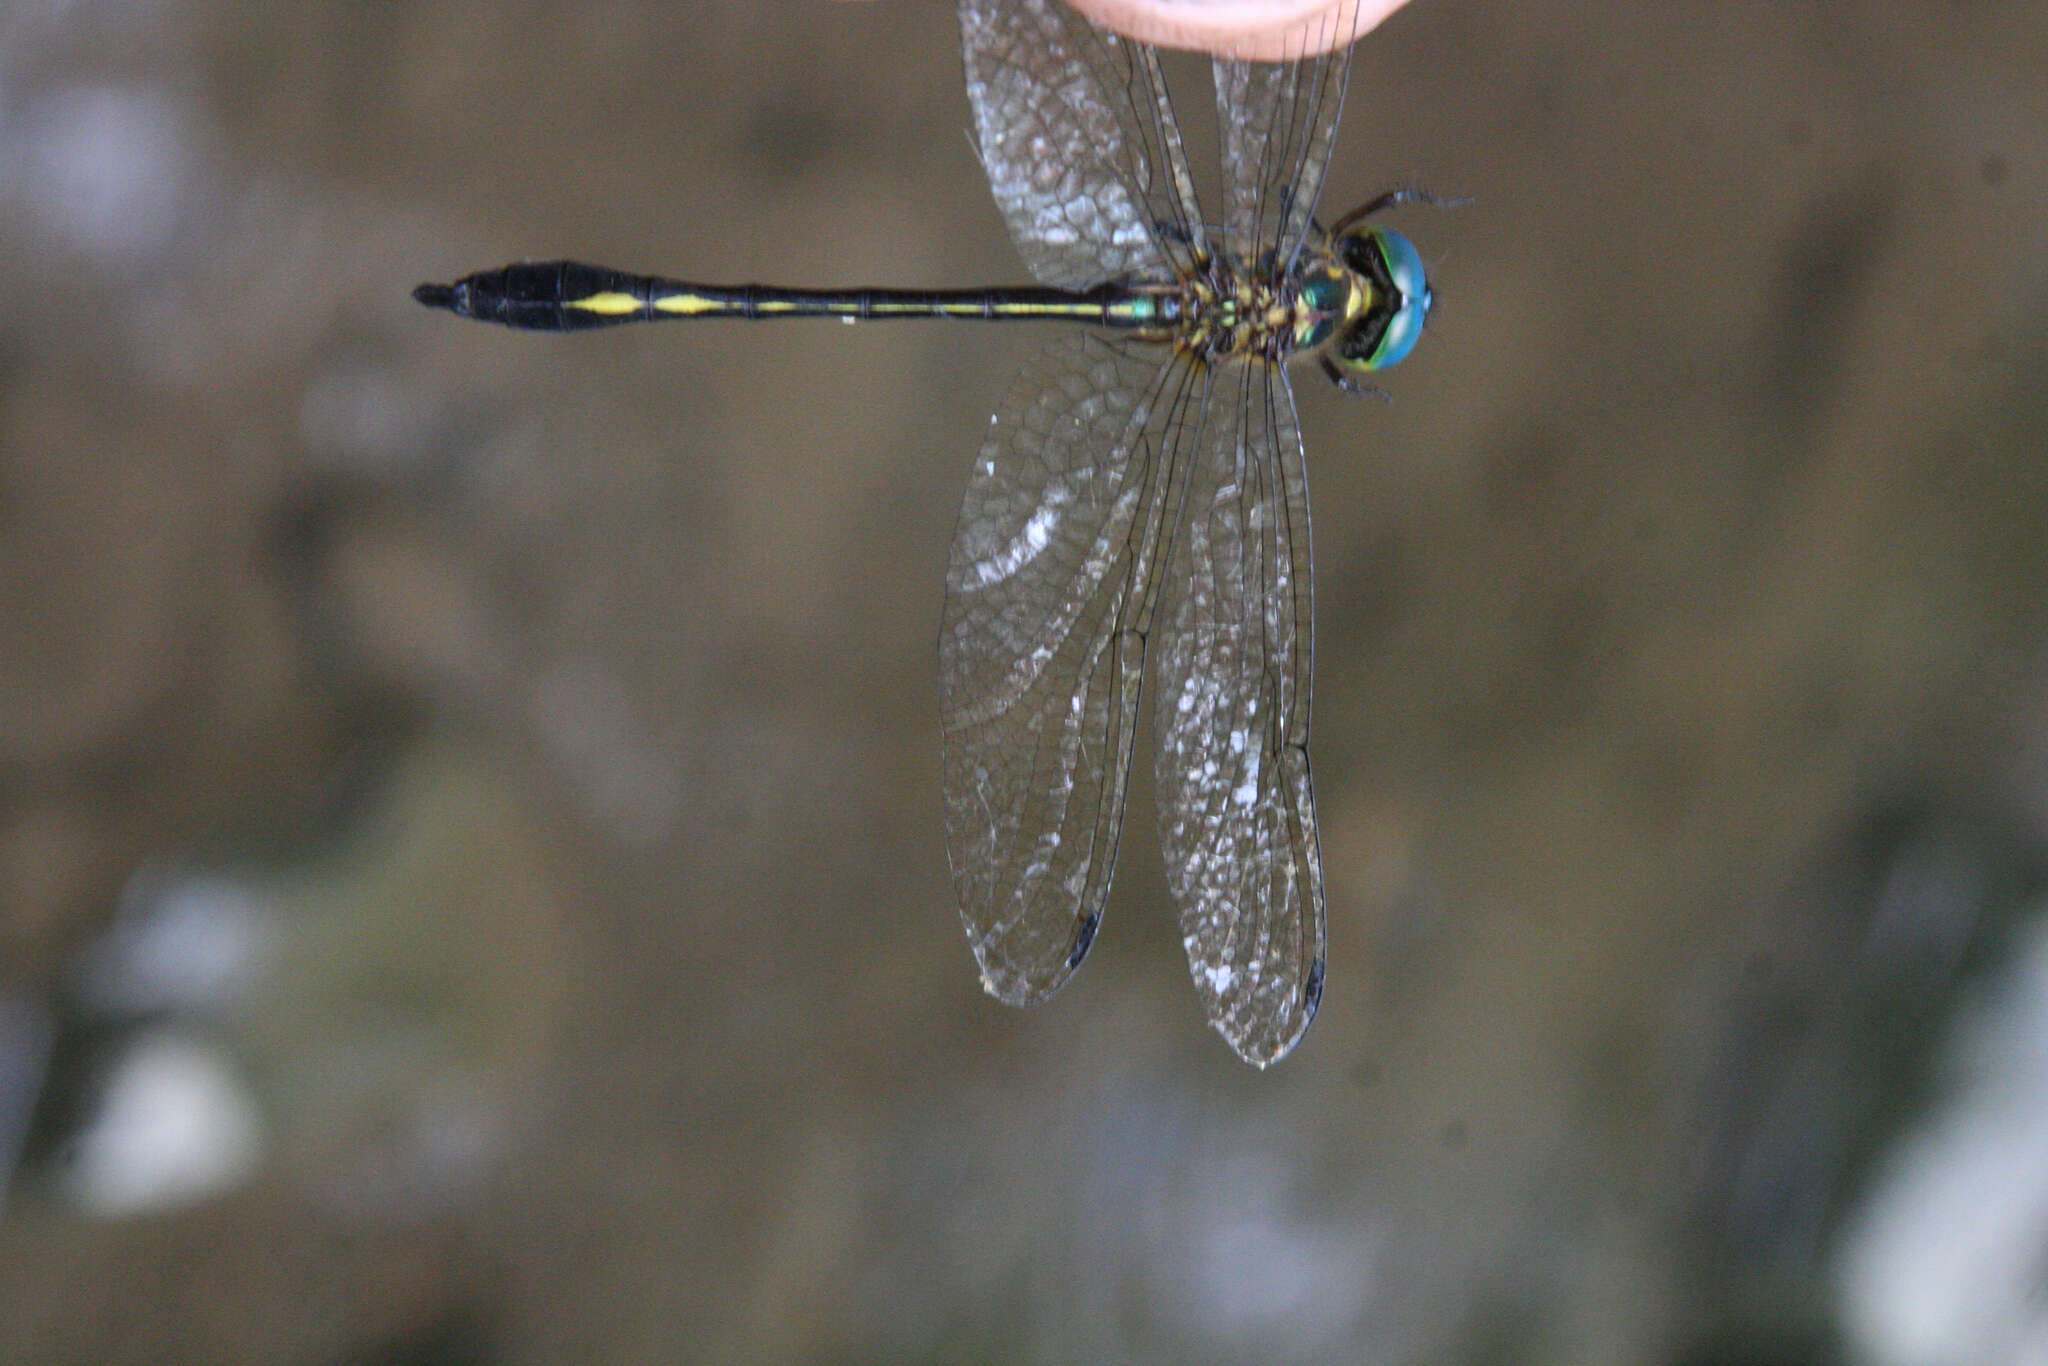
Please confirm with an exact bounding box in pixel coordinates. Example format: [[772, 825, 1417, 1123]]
[[941, 336, 1204, 1004], [1153, 361, 1326, 1066], [958, 0, 1204, 289], [1214, 37, 1355, 271]]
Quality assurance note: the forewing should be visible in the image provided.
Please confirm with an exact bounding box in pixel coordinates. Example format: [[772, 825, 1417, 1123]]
[[941, 335, 1203, 1004], [1214, 33, 1355, 272], [959, 0, 1204, 289], [1153, 361, 1327, 1066]]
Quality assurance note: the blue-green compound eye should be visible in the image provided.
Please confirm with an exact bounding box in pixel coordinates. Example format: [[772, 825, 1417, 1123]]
[[1362, 226, 1430, 369]]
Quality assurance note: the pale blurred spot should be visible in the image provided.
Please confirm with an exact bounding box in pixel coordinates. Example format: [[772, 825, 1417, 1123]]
[[64, 1029, 265, 1218], [1182, 1149, 1378, 1336], [531, 662, 686, 846], [10, 83, 200, 264], [300, 359, 425, 478], [1839, 913, 2048, 1366], [74, 872, 269, 1018]]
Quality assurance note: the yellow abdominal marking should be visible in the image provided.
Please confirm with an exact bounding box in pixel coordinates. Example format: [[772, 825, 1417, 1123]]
[[652, 292, 726, 316], [564, 290, 643, 316]]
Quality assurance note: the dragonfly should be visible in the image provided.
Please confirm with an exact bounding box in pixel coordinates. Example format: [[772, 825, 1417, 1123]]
[[413, 0, 1440, 1066]]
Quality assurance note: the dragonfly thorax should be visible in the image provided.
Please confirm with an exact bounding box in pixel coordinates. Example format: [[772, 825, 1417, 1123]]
[[1170, 250, 1353, 366], [1165, 225, 1430, 382]]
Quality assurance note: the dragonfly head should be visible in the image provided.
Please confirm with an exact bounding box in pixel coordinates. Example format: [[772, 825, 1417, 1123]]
[[1325, 222, 1432, 375]]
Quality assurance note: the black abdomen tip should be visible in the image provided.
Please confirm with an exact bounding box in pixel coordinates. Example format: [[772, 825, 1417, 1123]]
[[412, 281, 459, 311]]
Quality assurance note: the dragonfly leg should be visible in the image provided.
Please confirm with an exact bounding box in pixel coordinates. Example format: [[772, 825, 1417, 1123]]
[[1327, 187, 1473, 237], [1318, 353, 1391, 401]]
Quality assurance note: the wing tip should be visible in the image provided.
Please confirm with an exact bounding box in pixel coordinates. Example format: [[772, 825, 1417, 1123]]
[[973, 918, 1098, 1006], [1216, 954, 1326, 1067]]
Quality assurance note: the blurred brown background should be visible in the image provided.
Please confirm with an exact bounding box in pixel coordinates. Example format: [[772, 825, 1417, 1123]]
[[3, 1, 2047, 1362]]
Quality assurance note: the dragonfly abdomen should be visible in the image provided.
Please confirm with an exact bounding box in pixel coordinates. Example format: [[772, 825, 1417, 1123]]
[[413, 260, 1176, 333]]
